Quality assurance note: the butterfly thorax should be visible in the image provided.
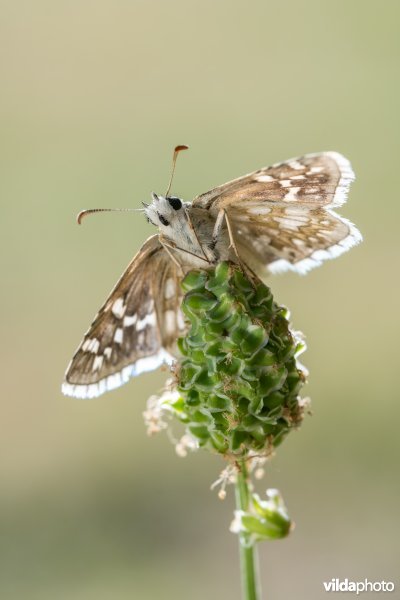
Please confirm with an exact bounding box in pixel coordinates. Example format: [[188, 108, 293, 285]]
[[145, 193, 231, 269]]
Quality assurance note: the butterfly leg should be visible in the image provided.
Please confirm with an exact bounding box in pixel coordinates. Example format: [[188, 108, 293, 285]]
[[159, 238, 185, 275], [211, 209, 256, 283], [159, 236, 210, 270], [216, 209, 247, 272], [211, 209, 240, 258]]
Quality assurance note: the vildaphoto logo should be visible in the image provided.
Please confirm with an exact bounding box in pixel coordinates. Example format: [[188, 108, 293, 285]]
[[323, 579, 395, 594]]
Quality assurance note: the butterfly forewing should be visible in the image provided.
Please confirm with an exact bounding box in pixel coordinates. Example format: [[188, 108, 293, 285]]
[[193, 152, 354, 211], [193, 152, 361, 274], [62, 235, 184, 399]]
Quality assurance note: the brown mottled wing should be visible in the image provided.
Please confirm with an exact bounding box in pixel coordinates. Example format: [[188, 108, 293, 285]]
[[193, 152, 361, 274], [62, 235, 184, 398], [193, 152, 353, 211]]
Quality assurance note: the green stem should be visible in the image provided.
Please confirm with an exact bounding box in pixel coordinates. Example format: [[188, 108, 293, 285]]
[[235, 461, 261, 600]]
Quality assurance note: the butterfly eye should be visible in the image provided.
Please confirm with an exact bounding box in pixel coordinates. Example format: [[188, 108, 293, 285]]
[[157, 212, 170, 227], [167, 196, 182, 211]]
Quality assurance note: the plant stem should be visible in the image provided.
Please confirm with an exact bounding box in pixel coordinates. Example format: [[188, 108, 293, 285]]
[[235, 461, 261, 600]]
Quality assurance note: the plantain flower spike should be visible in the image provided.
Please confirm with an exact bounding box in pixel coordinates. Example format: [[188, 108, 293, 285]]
[[167, 261, 308, 458]]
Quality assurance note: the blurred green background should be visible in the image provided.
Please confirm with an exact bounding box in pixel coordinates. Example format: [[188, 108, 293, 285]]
[[1, 1, 399, 598]]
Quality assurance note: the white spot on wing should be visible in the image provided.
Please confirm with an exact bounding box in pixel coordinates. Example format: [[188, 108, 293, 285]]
[[247, 206, 271, 215], [123, 314, 137, 327], [112, 298, 126, 318], [289, 160, 303, 170], [292, 238, 306, 246], [165, 278, 176, 300], [284, 187, 301, 201], [274, 217, 300, 230], [90, 339, 100, 353], [92, 355, 103, 371], [164, 310, 176, 334], [284, 206, 308, 217], [177, 310, 186, 330], [114, 328, 123, 344], [137, 312, 157, 331], [83, 338, 100, 353], [256, 174, 274, 182]]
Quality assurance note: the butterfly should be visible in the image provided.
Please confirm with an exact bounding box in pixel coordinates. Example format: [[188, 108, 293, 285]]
[[62, 148, 361, 399]]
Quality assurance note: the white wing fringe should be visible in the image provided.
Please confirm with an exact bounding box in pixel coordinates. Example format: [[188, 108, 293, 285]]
[[62, 349, 174, 399]]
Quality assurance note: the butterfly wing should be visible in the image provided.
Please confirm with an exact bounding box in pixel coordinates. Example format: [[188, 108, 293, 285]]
[[193, 152, 361, 274], [62, 235, 184, 399], [193, 152, 354, 211]]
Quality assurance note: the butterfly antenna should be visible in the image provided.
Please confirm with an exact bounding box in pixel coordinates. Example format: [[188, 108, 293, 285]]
[[165, 144, 189, 197], [77, 207, 143, 225]]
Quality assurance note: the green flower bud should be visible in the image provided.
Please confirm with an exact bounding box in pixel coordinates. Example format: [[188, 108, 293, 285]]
[[231, 488, 292, 542]]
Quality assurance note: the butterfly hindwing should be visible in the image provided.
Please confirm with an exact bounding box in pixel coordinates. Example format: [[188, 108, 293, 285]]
[[232, 205, 361, 275]]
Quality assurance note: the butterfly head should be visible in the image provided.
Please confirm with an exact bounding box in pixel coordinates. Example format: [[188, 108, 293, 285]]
[[144, 192, 186, 230]]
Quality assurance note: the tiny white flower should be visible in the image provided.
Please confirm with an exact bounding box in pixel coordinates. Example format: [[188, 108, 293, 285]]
[[210, 465, 236, 498], [230, 510, 245, 534], [175, 433, 199, 457]]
